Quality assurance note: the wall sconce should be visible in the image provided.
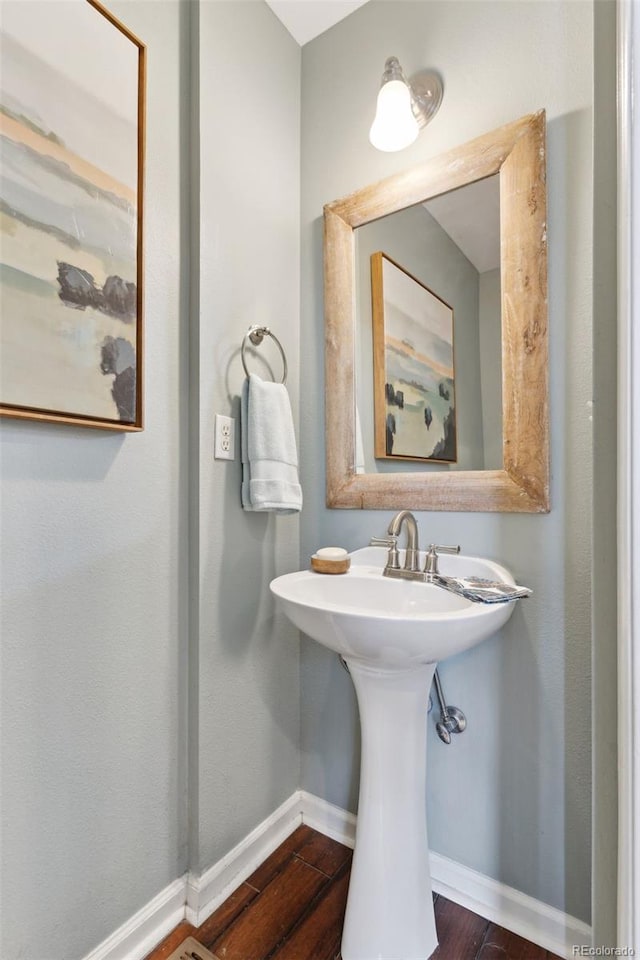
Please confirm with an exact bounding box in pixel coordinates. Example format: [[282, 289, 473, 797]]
[[369, 56, 443, 152]]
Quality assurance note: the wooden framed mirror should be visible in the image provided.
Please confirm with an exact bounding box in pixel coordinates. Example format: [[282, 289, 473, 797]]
[[323, 110, 549, 512]]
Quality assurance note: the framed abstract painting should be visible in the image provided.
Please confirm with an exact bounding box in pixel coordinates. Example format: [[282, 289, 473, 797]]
[[0, 0, 145, 430], [371, 251, 457, 463]]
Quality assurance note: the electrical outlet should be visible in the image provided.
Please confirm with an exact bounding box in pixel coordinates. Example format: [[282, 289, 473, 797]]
[[214, 414, 235, 460]]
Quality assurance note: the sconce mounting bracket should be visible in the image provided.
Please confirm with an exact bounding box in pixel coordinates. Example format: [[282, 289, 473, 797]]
[[409, 70, 443, 129]]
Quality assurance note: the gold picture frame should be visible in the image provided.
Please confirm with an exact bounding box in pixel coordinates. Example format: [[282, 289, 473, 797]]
[[371, 251, 457, 464], [0, 0, 146, 431]]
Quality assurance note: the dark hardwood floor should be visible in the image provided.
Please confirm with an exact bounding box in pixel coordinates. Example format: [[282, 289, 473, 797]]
[[146, 825, 563, 960]]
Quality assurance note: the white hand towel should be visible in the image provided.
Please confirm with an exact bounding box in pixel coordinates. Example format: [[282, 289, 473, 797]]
[[241, 374, 302, 514]]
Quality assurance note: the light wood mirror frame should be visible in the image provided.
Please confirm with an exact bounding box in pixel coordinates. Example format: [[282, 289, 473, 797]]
[[323, 110, 549, 512]]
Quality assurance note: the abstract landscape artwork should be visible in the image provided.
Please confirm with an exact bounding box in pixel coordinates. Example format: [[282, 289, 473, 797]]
[[372, 252, 457, 463], [0, 0, 145, 429]]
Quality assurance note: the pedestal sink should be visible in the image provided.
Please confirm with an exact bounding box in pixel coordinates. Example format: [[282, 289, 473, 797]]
[[270, 546, 521, 960]]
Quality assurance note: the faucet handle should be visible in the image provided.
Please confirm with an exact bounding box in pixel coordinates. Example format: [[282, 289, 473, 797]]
[[370, 535, 400, 570], [424, 543, 460, 575]]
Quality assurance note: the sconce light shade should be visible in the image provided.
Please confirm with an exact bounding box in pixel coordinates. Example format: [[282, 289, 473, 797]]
[[369, 56, 443, 153], [369, 77, 419, 152]]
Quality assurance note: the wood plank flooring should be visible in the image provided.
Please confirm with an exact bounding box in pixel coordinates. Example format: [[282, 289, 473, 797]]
[[145, 826, 563, 960]]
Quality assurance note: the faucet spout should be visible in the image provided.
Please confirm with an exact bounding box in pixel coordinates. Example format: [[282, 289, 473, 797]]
[[388, 510, 420, 572]]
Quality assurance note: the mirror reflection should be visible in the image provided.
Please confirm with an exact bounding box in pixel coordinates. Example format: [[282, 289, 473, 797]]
[[355, 174, 502, 474]]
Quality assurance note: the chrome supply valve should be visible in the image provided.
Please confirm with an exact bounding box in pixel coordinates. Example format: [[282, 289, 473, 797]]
[[432, 668, 467, 745]]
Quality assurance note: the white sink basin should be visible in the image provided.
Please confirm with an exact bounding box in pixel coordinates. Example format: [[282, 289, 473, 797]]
[[270, 544, 522, 960], [270, 546, 516, 665]]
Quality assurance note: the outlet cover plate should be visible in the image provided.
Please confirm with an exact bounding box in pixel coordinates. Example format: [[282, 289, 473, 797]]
[[214, 414, 235, 460]]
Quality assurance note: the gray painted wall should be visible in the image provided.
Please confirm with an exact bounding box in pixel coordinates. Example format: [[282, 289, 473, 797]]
[[300, 0, 599, 923], [591, 0, 618, 945], [0, 2, 301, 957], [355, 205, 485, 472], [193, 1, 301, 873], [0, 2, 190, 957]]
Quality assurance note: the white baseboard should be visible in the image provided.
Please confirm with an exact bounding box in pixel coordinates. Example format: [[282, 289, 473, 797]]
[[82, 877, 188, 960], [82, 789, 592, 960], [429, 851, 592, 959], [299, 790, 356, 848], [185, 791, 304, 926], [81, 794, 304, 960]]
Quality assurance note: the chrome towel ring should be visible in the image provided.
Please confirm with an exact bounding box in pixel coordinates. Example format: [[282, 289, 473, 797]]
[[241, 325, 288, 385]]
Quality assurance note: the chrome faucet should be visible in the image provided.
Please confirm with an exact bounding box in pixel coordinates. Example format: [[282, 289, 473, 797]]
[[388, 510, 420, 572], [371, 510, 421, 580], [371, 512, 460, 582]]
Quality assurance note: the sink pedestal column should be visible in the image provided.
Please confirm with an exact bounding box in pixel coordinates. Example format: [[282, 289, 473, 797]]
[[342, 659, 438, 960]]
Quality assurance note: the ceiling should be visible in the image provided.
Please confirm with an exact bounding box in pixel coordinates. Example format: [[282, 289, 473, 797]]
[[265, 0, 369, 46], [424, 176, 501, 274]]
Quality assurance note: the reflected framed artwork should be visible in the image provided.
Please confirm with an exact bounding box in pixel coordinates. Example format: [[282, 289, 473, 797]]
[[0, 0, 145, 431], [371, 252, 456, 463]]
